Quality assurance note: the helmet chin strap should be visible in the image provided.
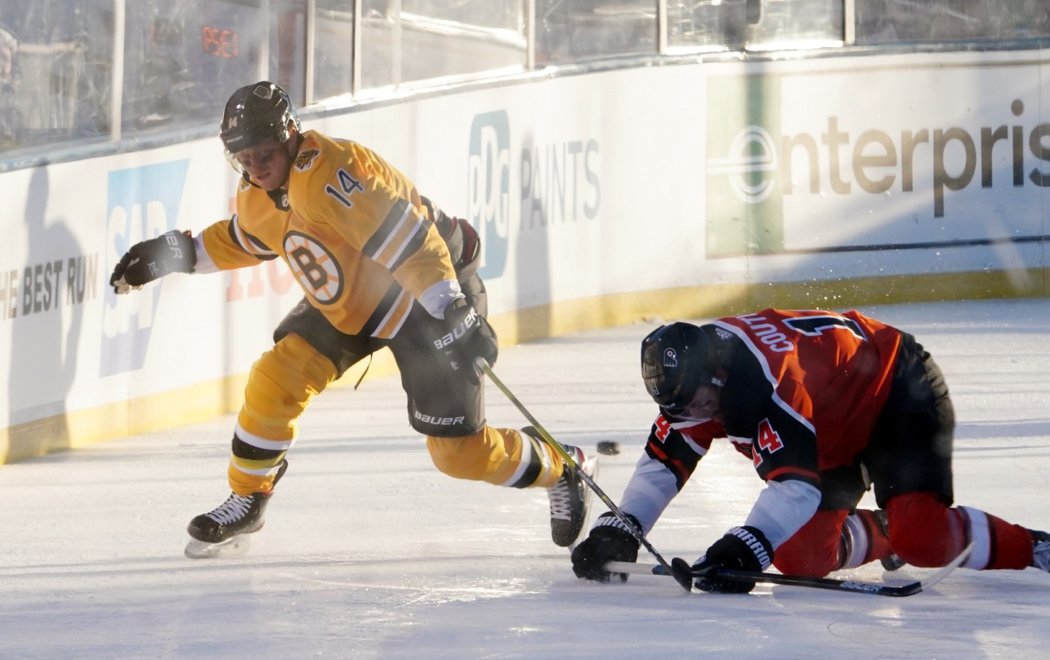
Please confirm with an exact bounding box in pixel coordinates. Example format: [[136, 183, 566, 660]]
[[270, 130, 302, 187], [288, 128, 304, 150]]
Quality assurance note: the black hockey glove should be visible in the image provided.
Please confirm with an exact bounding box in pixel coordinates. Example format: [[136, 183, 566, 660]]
[[433, 297, 498, 382], [692, 526, 773, 594], [571, 512, 641, 583], [110, 230, 196, 294]]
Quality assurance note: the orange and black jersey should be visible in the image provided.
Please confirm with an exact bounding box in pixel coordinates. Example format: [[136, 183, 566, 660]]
[[644, 414, 726, 491], [714, 308, 901, 489], [623, 309, 903, 534], [195, 130, 460, 338]]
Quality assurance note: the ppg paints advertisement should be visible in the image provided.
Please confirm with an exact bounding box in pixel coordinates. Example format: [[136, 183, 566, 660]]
[[1, 50, 1047, 461]]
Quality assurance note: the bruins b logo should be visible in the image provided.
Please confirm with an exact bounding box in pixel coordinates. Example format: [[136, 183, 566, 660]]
[[283, 231, 343, 303]]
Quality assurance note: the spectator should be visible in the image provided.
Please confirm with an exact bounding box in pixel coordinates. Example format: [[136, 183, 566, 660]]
[[0, 23, 22, 148]]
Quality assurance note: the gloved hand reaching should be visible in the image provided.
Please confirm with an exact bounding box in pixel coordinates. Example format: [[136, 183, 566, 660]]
[[433, 297, 498, 382], [692, 526, 773, 593], [110, 230, 196, 294], [571, 512, 642, 582]]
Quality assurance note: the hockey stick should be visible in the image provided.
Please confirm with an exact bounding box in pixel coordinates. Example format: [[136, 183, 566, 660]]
[[476, 358, 693, 592], [604, 540, 973, 597]]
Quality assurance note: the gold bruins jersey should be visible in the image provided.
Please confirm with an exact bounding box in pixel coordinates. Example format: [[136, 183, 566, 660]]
[[199, 131, 460, 338]]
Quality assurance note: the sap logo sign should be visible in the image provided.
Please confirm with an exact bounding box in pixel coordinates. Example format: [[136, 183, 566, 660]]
[[467, 111, 510, 279], [100, 160, 189, 376]]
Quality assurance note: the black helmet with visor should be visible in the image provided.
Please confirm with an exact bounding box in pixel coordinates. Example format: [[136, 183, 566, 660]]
[[219, 81, 301, 172], [640, 322, 723, 416]]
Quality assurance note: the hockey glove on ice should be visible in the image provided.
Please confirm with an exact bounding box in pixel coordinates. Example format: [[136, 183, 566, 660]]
[[110, 230, 196, 294], [571, 512, 641, 583], [692, 526, 773, 594], [434, 297, 498, 382]]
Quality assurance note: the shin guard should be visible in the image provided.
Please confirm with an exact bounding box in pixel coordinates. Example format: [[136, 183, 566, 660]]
[[886, 492, 1033, 569], [426, 426, 563, 488]]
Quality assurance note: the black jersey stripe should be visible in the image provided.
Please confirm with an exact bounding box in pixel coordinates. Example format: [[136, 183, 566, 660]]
[[358, 282, 405, 337], [232, 433, 286, 461], [386, 221, 430, 272], [510, 435, 545, 488], [228, 216, 278, 260], [362, 197, 411, 260], [245, 232, 276, 255]]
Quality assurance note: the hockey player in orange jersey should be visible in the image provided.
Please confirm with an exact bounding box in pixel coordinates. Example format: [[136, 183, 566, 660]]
[[110, 81, 593, 558], [570, 309, 1050, 590]]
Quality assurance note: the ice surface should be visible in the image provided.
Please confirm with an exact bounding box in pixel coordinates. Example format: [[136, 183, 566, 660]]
[[1, 299, 1048, 659]]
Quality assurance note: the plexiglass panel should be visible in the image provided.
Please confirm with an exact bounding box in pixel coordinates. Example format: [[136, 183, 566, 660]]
[[2, 0, 1050, 162], [856, 0, 1050, 45], [122, 0, 270, 134], [746, 0, 842, 50], [667, 1, 750, 50], [120, 0, 315, 135], [313, 0, 355, 100], [358, 0, 526, 91], [0, 0, 113, 152], [536, 0, 658, 64]]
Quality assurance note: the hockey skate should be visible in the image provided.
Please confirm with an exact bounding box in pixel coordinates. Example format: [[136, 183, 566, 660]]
[[530, 427, 596, 548], [1030, 529, 1050, 572], [184, 460, 287, 559]]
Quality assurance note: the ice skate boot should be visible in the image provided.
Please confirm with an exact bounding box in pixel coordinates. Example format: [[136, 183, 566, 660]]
[[524, 426, 595, 548], [184, 460, 287, 558], [1029, 529, 1050, 572]]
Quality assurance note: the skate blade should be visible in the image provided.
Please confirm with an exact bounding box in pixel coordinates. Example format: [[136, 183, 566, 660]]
[[184, 534, 252, 559], [567, 456, 599, 551]]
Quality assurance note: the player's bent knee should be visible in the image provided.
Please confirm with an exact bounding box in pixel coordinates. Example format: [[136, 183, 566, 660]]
[[426, 430, 492, 480], [885, 492, 963, 567]]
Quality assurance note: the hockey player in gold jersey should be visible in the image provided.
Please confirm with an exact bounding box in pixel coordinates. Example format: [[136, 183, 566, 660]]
[[110, 81, 594, 557]]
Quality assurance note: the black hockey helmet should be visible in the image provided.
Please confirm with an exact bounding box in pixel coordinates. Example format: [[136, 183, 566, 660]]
[[219, 81, 301, 155], [640, 322, 721, 415]]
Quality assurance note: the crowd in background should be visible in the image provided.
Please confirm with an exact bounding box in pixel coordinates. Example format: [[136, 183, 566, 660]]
[[0, 0, 1048, 164]]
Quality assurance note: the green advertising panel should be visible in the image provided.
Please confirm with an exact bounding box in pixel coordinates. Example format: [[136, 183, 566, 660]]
[[705, 74, 784, 257]]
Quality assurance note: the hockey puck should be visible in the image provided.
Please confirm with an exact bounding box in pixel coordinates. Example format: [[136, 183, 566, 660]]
[[596, 441, 621, 456]]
